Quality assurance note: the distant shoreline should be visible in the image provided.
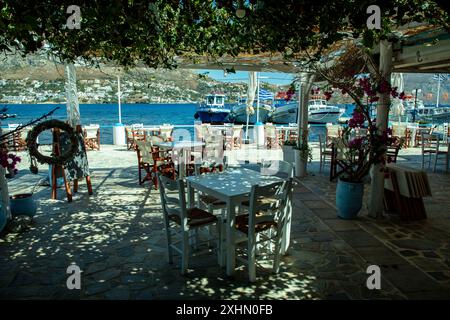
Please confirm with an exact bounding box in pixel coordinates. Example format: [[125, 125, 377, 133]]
[[0, 102, 201, 106]]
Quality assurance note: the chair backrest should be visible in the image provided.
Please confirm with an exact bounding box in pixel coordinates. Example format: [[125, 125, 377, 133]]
[[326, 124, 341, 138], [158, 174, 188, 228], [421, 132, 440, 152], [84, 126, 100, 139], [132, 123, 144, 129], [232, 125, 243, 138], [318, 134, 325, 152], [135, 140, 154, 163], [392, 124, 407, 138], [148, 135, 164, 144], [160, 125, 174, 140], [265, 124, 277, 138], [334, 138, 347, 160], [260, 160, 293, 179], [247, 179, 292, 238]]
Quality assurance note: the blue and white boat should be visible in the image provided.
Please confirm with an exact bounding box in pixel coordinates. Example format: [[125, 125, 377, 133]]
[[230, 98, 274, 124], [270, 98, 344, 124], [194, 94, 231, 123]]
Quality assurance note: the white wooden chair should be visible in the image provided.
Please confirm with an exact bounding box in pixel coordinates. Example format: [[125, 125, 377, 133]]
[[235, 179, 292, 282], [319, 134, 332, 173], [265, 124, 278, 149], [157, 174, 221, 274], [83, 124, 100, 150], [260, 160, 293, 179], [159, 124, 174, 141], [421, 132, 449, 173]]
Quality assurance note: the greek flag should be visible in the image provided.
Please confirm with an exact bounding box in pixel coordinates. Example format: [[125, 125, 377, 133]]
[[433, 74, 448, 81], [259, 88, 274, 100]]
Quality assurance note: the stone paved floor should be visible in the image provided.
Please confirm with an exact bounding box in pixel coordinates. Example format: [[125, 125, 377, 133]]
[[0, 144, 449, 299]]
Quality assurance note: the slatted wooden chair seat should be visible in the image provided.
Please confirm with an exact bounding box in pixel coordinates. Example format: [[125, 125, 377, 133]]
[[235, 212, 278, 234], [198, 194, 226, 206], [167, 207, 218, 227]]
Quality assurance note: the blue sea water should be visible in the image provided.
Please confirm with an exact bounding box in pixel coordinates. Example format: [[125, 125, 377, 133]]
[[1, 103, 201, 144], [7, 102, 446, 144], [2, 103, 335, 144]]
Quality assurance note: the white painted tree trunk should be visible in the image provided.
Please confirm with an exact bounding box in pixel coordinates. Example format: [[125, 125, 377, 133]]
[[296, 72, 315, 177], [0, 167, 10, 220], [65, 63, 81, 127], [368, 40, 393, 218], [0, 126, 11, 221]]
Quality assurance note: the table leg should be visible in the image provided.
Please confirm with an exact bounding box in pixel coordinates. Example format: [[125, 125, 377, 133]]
[[179, 149, 186, 179], [186, 181, 195, 209], [281, 194, 292, 255], [226, 198, 236, 276]]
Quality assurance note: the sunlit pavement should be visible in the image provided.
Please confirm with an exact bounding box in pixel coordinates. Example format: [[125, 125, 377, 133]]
[[0, 144, 449, 299]]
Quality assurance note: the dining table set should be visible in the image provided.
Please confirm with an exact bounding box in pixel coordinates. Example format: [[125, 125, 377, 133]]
[[185, 166, 293, 276]]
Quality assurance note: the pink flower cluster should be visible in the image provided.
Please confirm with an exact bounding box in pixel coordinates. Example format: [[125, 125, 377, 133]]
[[0, 152, 21, 175], [358, 77, 407, 101], [348, 111, 365, 128], [348, 137, 364, 149], [285, 87, 295, 101], [358, 77, 376, 97], [324, 91, 333, 101]]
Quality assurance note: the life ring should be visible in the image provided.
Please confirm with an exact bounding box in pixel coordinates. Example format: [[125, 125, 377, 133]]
[[26, 119, 79, 165]]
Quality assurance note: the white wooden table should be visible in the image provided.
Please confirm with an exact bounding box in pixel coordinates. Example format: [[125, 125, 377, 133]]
[[155, 141, 205, 178], [185, 167, 284, 276]]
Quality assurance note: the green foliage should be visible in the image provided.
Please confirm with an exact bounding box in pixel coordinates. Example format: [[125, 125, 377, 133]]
[[294, 142, 313, 162], [0, 1, 448, 68]]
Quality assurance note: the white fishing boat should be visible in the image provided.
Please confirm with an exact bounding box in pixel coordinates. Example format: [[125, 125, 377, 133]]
[[270, 98, 344, 124], [230, 98, 274, 124], [270, 101, 298, 124], [413, 105, 450, 122]]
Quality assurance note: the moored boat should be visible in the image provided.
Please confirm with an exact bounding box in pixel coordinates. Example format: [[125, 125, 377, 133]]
[[194, 94, 231, 123], [270, 98, 344, 124], [230, 99, 274, 124]]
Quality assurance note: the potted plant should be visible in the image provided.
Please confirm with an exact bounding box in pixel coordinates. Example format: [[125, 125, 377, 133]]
[[311, 45, 406, 219], [282, 140, 296, 163], [294, 141, 312, 177]]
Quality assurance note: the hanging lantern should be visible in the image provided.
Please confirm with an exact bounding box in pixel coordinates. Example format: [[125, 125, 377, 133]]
[[443, 92, 449, 101]]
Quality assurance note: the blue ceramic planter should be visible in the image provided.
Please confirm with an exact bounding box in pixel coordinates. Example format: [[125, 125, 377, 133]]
[[336, 179, 364, 219], [10, 193, 37, 218]]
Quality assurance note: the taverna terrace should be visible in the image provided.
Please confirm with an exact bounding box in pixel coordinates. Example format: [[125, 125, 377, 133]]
[[0, 1, 449, 302]]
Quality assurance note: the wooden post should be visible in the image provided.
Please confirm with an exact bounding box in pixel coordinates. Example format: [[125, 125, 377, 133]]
[[368, 40, 393, 218], [296, 72, 315, 177]]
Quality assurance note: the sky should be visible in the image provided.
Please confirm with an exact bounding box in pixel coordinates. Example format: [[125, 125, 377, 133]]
[[194, 69, 295, 86]]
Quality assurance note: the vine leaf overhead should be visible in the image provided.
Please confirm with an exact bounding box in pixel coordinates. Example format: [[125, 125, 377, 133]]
[[1, 1, 448, 69]]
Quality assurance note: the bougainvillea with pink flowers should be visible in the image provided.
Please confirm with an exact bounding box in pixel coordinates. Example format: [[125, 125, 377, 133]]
[[0, 151, 21, 175], [310, 44, 407, 182], [321, 76, 405, 182]]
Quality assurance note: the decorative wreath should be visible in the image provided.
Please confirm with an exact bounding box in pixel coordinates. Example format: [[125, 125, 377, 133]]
[[26, 119, 79, 165]]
